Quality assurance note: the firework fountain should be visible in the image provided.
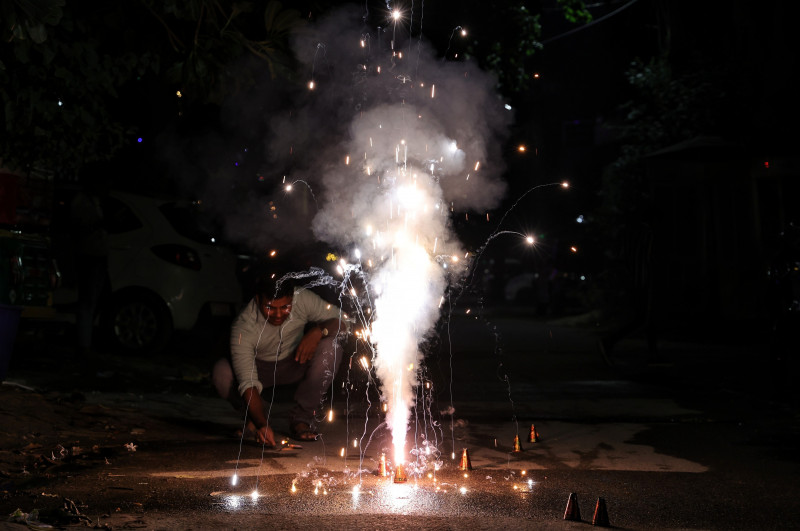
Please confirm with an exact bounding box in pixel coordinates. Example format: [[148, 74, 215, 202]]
[[259, 4, 515, 475]]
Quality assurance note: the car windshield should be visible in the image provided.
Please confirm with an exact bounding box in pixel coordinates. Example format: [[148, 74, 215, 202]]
[[159, 202, 222, 245]]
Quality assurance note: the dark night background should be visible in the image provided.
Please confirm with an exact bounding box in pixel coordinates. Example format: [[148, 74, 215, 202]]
[[2, 0, 799, 355], [3, 5, 800, 529]]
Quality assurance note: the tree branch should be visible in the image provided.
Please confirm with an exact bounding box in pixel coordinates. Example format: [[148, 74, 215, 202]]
[[139, 0, 184, 52]]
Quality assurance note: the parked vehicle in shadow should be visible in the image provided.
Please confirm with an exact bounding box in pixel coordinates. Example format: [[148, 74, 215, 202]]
[[52, 189, 245, 354]]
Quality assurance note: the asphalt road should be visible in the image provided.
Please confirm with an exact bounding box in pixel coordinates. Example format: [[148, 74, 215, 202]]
[[2, 307, 799, 530]]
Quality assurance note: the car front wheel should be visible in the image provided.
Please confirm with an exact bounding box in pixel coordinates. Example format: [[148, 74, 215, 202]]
[[105, 291, 172, 354]]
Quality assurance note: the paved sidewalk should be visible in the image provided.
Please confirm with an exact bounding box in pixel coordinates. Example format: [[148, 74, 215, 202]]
[[3, 309, 798, 530]]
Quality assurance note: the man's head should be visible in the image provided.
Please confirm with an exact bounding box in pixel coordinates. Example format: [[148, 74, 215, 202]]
[[255, 273, 294, 325]]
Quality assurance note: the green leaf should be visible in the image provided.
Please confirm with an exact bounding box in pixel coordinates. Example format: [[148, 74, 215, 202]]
[[557, 0, 592, 23]]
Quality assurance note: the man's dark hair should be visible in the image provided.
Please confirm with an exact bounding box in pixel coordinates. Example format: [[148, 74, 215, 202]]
[[255, 273, 294, 301]]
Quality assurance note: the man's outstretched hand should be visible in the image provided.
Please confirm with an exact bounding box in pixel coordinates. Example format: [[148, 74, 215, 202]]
[[254, 424, 276, 446], [242, 387, 275, 446]]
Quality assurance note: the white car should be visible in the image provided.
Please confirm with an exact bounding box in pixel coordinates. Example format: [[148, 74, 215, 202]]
[[55, 190, 244, 353]]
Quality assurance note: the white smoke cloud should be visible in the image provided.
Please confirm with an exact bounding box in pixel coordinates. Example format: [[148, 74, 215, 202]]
[[272, 6, 513, 463], [253, 8, 512, 461]]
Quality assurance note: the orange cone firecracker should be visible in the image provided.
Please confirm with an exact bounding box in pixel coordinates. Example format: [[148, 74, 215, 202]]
[[528, 424, 540, 443], [393, 462, 407, 483], [512, 434, 522, 452], [378, 453, 387, 477], [458, 448, 472, 471], [564, 492, 581, 521], [592, 497, 610, 527]]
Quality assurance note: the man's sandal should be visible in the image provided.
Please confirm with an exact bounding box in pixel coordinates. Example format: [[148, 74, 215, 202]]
[[290, 422, 319, 442]]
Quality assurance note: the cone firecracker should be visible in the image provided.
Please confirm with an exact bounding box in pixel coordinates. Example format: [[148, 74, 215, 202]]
[[512, 434, 522, 452], [458, 448, 472, 471], [592, 497, 610, 527], [563, 492, 581, 521], [378, 453, 387, 477], [393, 462, 407, 483], [528, 424, 540, 443]]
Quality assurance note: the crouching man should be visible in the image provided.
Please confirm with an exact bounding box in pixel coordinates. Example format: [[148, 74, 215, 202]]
[[212, 273, 346, 445]]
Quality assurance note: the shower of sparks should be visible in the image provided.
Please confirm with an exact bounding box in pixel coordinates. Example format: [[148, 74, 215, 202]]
[[326, 97, 477, 465]]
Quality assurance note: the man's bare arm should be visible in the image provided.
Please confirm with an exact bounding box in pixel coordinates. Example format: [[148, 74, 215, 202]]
[[242, 387, 275, 445]]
